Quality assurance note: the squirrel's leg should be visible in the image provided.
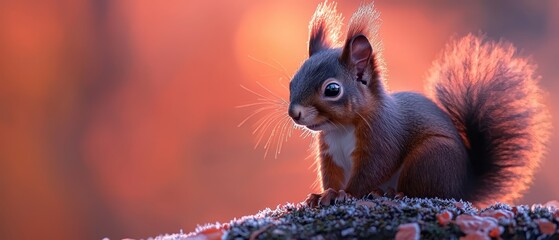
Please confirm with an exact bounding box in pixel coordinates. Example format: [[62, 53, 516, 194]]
[[305, 153, 347, 207], [344, 134, 401, 198], [397, 137, 469, 199]]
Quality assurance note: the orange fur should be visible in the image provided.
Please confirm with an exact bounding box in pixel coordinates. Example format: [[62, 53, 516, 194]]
[[317, 140, 346, 191]]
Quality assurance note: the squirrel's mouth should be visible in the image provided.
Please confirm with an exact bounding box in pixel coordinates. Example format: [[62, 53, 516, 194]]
[[305, 121, 328, 131]]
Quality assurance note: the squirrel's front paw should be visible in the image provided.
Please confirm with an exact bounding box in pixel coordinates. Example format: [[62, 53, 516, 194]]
[[305, 188, 348, 208]]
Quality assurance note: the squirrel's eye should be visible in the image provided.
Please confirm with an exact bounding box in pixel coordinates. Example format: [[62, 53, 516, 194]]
[[324, 83, 341, 97]]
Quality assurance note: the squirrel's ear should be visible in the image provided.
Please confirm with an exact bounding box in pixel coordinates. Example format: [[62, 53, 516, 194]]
[[342, 35, 372, 76], [308, 1, 343, 57]]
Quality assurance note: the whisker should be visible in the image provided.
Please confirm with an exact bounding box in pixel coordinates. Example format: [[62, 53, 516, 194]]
[[264, 117, 282, 149], [254, 112, 286, 148], [263, 127, 276, 158], [274, 118, 287, 157], [258, 72, 288, 79], [299, 130, 308, 138], [237, 78, 307, 158], [269, 58, 293, 91], [236, 101, 281, 109], [252, 115, 281, 149], [270, 57, 292, 79], [271, 117, 290, 157], [239, 86, 287, 109], [266, 111, 298, 159], [238, 105, 280, 127], [356, 112, 374, 133], [262, 114, 289, 158], [239, 85, 286, 107], [276, 116, 293, 156], [326, 119, 342, 131], [253, 111, 284, 136], [285, 118, 295, 139], [248, 55, 292, 80], [256, 81, 289, 105], [278, 77, 289, 91], [286, 120, 295, 139], [252, 106, 285, 148], [300, 131, 310, 139], [240, 84, 270, 100], [336, 120, 349, 132]]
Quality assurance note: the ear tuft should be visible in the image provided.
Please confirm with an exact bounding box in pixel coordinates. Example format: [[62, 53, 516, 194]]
[[308, 0, 343, 56], [341, 1, 385, 83]]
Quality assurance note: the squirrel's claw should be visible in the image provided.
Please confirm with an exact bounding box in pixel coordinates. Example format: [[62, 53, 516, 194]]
[[305, 188, 349, 208], [334, 190, 348, 204], [367, 188, 385, 198], [367, 187, 404, 199], [305, 193, 321, 208], [395, 191, 405, 199], [385, 187, 396, 198], [384, 187, 405, 199], [319, 188, 348, 206]]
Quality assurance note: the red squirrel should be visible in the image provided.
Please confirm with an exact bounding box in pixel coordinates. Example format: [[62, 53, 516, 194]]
[[287, 1, 551, 208]]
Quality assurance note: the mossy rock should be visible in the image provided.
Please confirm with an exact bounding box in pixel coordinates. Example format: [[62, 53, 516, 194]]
[[154, 197, 559, 240]]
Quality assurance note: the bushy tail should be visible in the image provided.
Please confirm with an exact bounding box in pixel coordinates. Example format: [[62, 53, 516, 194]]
[[426, 34, 551, 205]]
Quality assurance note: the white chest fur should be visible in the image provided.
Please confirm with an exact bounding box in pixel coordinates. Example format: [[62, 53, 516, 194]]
[[323, 125, 356, 187]]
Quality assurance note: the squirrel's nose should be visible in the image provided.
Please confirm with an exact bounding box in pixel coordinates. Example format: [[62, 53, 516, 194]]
[[292, 112, 301, 121], [288, 104, 303, 121]]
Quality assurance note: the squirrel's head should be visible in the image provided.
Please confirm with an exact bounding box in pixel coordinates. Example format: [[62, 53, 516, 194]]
[[288, 1, 384, 131]]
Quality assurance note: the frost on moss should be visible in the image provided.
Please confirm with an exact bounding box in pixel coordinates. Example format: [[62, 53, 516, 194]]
[[223, 197, 474, 239], [169, 196, 559, 240]]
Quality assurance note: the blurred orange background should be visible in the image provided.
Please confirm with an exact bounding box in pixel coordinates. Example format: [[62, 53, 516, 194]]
[[0, 0, 558, 239]]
